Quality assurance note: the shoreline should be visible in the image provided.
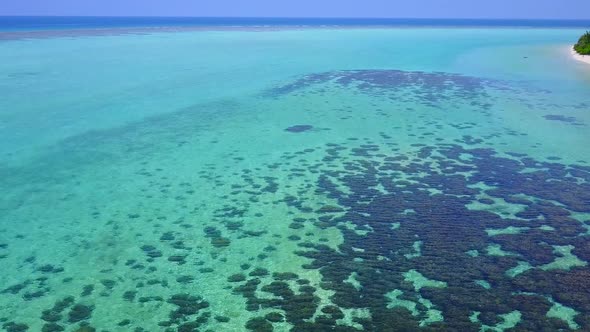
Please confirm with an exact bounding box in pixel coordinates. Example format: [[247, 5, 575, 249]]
[[571, 47, 590, 65]]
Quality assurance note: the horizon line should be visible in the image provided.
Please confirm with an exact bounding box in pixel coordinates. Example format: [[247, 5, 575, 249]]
[[1, 15, 590, 21]]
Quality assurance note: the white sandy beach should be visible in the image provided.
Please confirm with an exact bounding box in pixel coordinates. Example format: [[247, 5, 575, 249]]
[[571, 47, 590, 64]]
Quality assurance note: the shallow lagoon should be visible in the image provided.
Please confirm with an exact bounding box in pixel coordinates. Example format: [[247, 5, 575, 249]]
[[0, 26, 589, 331]]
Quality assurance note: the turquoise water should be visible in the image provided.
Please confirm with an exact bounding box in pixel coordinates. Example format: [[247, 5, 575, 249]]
[[1, 26, 589, 332]]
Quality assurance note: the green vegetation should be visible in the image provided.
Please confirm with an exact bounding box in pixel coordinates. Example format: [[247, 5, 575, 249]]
[[574, 31, 590, 55]]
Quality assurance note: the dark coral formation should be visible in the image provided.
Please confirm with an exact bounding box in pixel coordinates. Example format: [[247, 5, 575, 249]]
[[234, 273, 322, 331], [284, 142, 590, 331], [285, 125, 314, 133], [228, 134, 589, 331], [164, 294, 210, 331], [41, 296, 75, 325], [2, 322, 29, 332], [265, 70, 518, 111], [68, 304, 93, 323], [141, 245, 163, 259], [543, 114, 584, 126]]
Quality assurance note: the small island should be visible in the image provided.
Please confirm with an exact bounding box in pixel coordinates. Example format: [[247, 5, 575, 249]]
[[574, 31, 590, 55], [572, 31, 590, 64]]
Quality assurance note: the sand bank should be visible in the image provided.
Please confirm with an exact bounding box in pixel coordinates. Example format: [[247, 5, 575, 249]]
[[571, 47, 590, 65]]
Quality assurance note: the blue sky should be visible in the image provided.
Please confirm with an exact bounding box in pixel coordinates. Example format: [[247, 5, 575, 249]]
[[2, 0, 590, 19]]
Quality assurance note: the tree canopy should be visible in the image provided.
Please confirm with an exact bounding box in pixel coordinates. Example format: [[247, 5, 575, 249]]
[[574, 31, 590, 55]]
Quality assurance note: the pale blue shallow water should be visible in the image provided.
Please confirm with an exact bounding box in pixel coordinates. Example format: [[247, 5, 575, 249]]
[[0, 23, 589, 332]]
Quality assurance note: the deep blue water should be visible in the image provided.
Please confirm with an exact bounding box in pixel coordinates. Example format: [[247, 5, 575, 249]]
[[1, 16, 590, 31]]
